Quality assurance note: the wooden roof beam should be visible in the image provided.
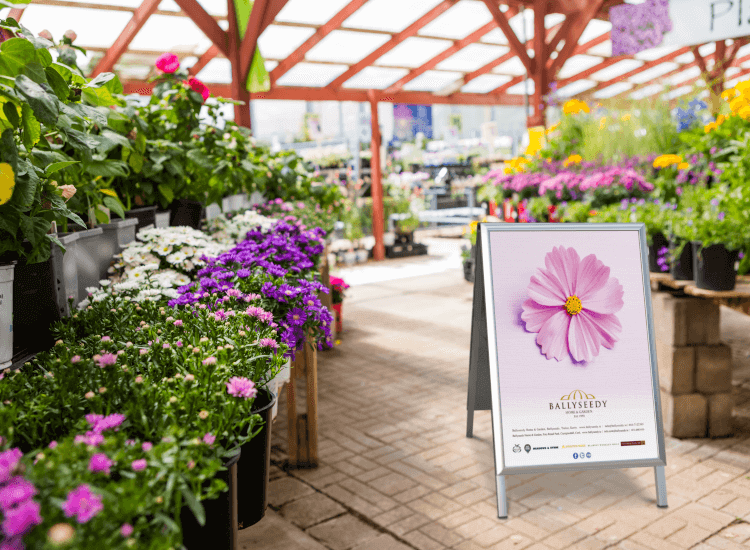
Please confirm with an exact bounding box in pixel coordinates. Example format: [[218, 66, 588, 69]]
[[270, 0, 368, 84], [91, 0, 161, 76], [383, 21, 497, 94], [188, 44, 220, 76], [482, 0, 533, 73], [326, 0, 459, 91], [173, 0, 230, 57]]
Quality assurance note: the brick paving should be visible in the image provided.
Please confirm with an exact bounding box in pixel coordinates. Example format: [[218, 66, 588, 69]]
[[241, 247, 750, 550]]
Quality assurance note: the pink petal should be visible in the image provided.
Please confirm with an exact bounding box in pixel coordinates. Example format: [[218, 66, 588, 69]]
[[568, 313, 601, 362], [521, 299, 561, 333], [576, 254, 610, 301], [584, 311, 622, 349], [582, 278, 624, 315], [536, 310, 571, 361], [544, 246, 579, 297], [528, 274, 566, 306]]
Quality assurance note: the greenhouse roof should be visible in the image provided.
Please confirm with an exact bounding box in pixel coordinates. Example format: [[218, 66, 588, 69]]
[[7, 0, 750, 107]]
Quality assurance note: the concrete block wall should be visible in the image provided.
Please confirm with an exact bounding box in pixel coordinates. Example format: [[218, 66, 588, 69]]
[[652, 292, 733, 438]]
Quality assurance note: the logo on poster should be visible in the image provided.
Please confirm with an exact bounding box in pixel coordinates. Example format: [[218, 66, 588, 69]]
[[513, 445, 521, 453], [550, 389, 607, 410], [524, 444, 531, 453]]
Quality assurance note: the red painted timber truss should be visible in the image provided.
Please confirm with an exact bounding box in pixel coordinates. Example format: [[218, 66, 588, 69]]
[[55, 0, 748, 260]]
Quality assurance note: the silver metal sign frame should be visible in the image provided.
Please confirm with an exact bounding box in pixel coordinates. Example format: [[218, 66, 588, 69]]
[[476, 223, 667, 518]]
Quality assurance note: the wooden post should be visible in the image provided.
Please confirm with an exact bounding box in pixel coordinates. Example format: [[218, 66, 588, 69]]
[[529, 0, 548, 128], [286, 359, 298, 466], [230, 462, 239, 550], [305, 341, 319, 466], [368, 90, 385, 261]]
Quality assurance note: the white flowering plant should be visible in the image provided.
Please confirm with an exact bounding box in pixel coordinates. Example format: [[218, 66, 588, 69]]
[[112, 226, 230, 279], [203, 210, 276, 245]]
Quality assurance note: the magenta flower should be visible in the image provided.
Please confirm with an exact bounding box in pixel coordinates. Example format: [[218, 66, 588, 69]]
[[1, 499, 41, 537], [226, 377, 257, 399], [155, 52, 179, 73], [521, 246, 624, 363], [62, 485, 103, 523], [203, 433, 216, 446], [202, 356, 217, 366], [142, 442, 153, 452], [121, 523, 134, 537], [88, 453, 113, 475], [131, 459, 147, 472], [0, 478, 37, 511], [71, 355, 81, 364], [258, 338, 278, 349], [173, 320, 183, 327]]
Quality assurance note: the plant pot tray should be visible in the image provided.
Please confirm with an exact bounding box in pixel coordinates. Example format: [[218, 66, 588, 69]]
[[683, 284, 750, 316], [649, 272, 692, 290], [385, 243, 428, 259]]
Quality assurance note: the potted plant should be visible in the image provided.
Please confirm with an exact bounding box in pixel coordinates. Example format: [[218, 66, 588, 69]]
[[673, 186, 747, 291], [330, 276, 349, 334]]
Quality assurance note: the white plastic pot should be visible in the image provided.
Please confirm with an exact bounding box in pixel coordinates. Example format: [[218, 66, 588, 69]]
[[356, 249, 369, 263], [0, 263, 15, 369], [269, 359, 291, 420], [155, 212, 170, 228]]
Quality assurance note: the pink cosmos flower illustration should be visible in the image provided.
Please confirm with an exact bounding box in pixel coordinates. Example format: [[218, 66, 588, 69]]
[[521, 246, 624, 363]]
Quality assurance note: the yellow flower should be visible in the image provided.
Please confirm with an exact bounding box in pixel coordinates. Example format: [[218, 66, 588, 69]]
[[562, 99, 590, 115], [652, 154, 683, 169], [717, 114, 726, 124], [0, 163, 15, 206], [735, 80, 750, 93], [621, 113, 632, 121], [739, 105, 750, 119], [730, 96, 748, 114], [678, 162, 689, 170], [563, 154, 582, 167], [704, 122, 717, 133], [100, 189, 118, 198], [545, 122, 560, 135], [722, 88, 737, 101]]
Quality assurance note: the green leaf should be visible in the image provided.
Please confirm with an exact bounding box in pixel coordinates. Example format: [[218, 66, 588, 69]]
[[94, 208, 109, 225], [35, 47, 52, 68], [14, 74, 59, 125], [50, 62, 72, 82], [19, 214, 49, 246], [67, 103, 108, 126], [2, 101, 18, 128], [157, 183, 174, 203], [44, 66, 69, 101], [0, 38, 36, 78], [180, 487, 206, 527], [45, 160, 79, 175], [22, 62, 47, 85], [85, 73, 115, 89], [102, 195, 125, 219], [62, 127, 100, 150], [85, 160, 129, 178], [81, 86, 122, 108], [45, 232, 66, 254], [135, 131, 146, 154], [21, 103, 40, 150], [127, 150, 143, 173]]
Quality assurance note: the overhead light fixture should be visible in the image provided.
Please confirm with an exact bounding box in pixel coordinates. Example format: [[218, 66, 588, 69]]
[[436, 78, 465, 96]]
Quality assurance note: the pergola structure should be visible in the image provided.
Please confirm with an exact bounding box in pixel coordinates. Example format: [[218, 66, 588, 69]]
[[10, 0, 750, 259]]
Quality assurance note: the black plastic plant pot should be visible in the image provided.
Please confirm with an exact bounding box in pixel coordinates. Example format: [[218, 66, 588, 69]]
[[648, 232, 669, 273], [12, 247, 66, 357], [170, 199, 204, 230], [692, 242, 739, 291], [124, 205, 157, 232], [669, 238, 693, 281], [180, 451, 241, 549], [237, 389, 277, 530]]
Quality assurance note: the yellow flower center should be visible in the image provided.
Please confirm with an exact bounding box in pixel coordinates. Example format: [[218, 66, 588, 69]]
[[565, 295, 582, 316]]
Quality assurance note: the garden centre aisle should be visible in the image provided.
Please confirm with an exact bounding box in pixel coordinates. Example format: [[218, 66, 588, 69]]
[[240, 240, 750, 550]]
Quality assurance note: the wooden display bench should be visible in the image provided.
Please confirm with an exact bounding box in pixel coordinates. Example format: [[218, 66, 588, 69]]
[[649, 273, 750, 439]]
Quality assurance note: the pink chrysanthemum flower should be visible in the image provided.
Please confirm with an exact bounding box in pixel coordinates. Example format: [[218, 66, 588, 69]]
[[97, 353, 117, 368], [521, 246, 624, 363], [226, 377, 257, 399], [88, 453, 113, 475], [62, 484, 103, 524]]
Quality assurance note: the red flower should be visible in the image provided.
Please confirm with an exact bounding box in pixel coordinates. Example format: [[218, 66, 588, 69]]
[[186, 77, 210, 101], [155, 52, 180, 74]]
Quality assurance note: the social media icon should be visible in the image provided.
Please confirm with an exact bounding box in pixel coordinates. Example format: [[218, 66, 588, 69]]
[[586, 452, 591, 458], [573, 453, 578, 459]]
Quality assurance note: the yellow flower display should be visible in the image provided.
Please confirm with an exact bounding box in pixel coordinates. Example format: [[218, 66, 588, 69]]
[[563, 154, 582, 167], [503, 156, 530, 175], [621, 113, 632, 121], [599, 117, 607, 130], [677, 162, 689, 170], [652, 154, 683, 169], [562, 99, 590, 115]]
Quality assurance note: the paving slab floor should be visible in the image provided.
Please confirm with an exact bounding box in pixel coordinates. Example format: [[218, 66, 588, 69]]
[[240, 239, 750, 550]]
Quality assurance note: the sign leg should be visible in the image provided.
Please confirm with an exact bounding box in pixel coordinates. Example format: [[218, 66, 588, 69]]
[[654, 466, 668, 508], [466, 408, 475, 438], [496, 475, 508, 519]]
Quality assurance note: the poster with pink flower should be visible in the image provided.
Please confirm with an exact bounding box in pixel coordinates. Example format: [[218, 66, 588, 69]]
[[484, 226, 664, 472]]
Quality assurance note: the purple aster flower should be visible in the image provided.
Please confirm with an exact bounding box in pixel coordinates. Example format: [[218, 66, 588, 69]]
[[718, 212, 726, 221]]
